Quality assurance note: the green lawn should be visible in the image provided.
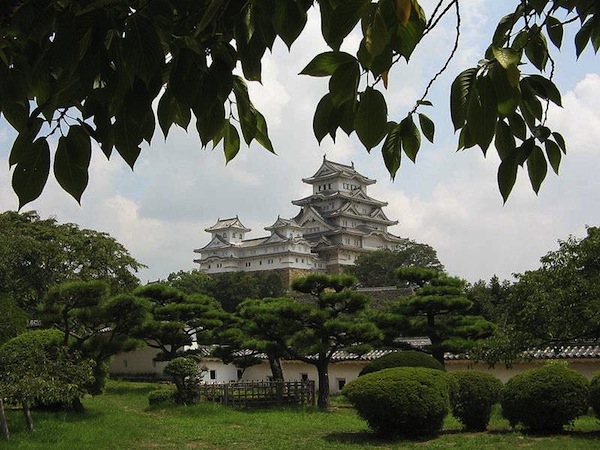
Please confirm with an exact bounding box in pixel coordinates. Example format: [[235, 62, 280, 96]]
[[1, 381, 600, 449]]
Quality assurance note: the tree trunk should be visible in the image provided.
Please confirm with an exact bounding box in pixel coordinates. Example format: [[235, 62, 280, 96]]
[[0, 399, 9, 441], [22, 401, 33, 432], [315, 360, 330, 409], [268, 355, 284, 381]]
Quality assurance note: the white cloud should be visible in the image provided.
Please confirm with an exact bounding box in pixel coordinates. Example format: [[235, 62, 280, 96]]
[[0, 1, 598, 285]]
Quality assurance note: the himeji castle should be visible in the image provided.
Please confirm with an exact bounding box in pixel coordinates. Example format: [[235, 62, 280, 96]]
[[194, 157, 403, 283]]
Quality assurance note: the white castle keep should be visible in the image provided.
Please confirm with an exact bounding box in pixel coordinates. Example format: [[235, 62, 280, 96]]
[[194, 157, 402, 281]]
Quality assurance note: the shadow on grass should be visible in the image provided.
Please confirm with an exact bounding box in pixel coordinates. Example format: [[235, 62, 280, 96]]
[[325, 428, 600, 446], [105, 383, 160, 396], [324, 430, 438, 446]]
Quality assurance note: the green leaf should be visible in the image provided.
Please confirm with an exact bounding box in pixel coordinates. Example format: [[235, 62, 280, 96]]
[[382, 122, 402, 179], [524, 26, 549, 71], [508, 113, 527, 141], [313, 94, 334, 143], [329, 62, 360, 106], [489, 64, 521, 117], [223, 121, 241, 164], [2, 101, 29, 132], [492, 13, 519, 46], [338, 101, 356, 136], [273, 0, 308, 49], [328, 0, 370, 46], [365, 5, 389, 58], [495, 120, 515, 161], [53, 125, 91, 203], [552, 132, 566, 154], [196, 0, 226, 35], [300, 52, 357, 77], [520, 81, 543, 125], [525, 75, 562, 107], [194, 100, 226, 147], [9, 118, 43, 167], [354, 87, 388, 150], [233, 76, 258, 145], [545, 140, 561, 174], [575, 17, 594, 57], [546, 16, 563, 49], [450, 67, 477, 130], [458, 125, 476, 151], [400, 114, 420, 162], [123, 15, 164, 86], [516, 138, 535, 166], [418, 113, 434, 143], [526, 145, 547, 194], [254, 110, 274, 154], [114, 114, 142, 169], [391, 0, 426, 59], [492, 47, 521, 69], [12, 138, 50, 209], [497, 156, 518, 203], [468, 76, 498, 154]]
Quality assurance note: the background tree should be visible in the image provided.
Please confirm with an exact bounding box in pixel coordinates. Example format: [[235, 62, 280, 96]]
[[209, 271, 286, 312], [348, 240, 444, 287], [1, 1, 597, 206], [0, 211, 144, 313], [394, 268, 495, 365], [0, 295, 28, 346], [476, 227, 600, 363], [39, 280, 149, 393], [0, 329, 93, 432], [133, 284, 228, 361], [239, 274, 382, 408], [164, 270, 214, 296], [465, 276, 513, 325]]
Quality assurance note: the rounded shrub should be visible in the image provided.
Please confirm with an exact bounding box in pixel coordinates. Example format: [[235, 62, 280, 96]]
[[590, 372, 600, 417], [359, 350, 445, 376], [148, 388, 176, 406], [343, 367, 453, 437], [450, 371, 503, 431], [501, 362, 589, 433]]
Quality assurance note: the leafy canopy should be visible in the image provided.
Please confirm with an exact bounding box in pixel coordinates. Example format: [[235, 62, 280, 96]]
[[1, 1, 598, 206], [0, 211, 145, 313]]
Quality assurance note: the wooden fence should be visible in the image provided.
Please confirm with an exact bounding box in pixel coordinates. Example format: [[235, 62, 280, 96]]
[[200, 380, 315, 407]]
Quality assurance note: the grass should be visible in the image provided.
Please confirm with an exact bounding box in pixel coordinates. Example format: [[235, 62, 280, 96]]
[[1, 381, 599, 449]]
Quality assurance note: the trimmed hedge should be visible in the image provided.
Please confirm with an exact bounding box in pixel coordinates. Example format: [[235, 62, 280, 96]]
[[450, 371, 503, 431], [343, 367, 454, 437], [590, 372, 600, 418], [501, 363, 589, 433], [148, 388, 176, 406], [359, 350, 445, 376]]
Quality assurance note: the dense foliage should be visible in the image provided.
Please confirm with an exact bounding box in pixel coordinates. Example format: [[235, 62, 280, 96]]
[[589, 372, 600, 418], [40, 280, 149, 393], [0, 329, 93, 432], [0, 295, 28, 346], [501, 363, 589, 433], [358, 350, 444, 376], [1, 1, 598, 205], [0, 211, 144, 313], [163, 356, 203, 404], [347, 242, 444, 287], [475, 227, 600, 364], [450, 371, 503, 431], [165, 270, 285, 312], [393, 268, 495, 365], [343, 367, 453, 437], [238, 274, 381, 408], [133, 284, 228, 361]]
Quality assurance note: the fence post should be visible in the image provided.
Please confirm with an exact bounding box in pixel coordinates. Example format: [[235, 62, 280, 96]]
[[223, 384, 229, 406]]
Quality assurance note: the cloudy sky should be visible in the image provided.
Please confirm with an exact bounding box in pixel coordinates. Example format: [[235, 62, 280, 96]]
[[1, 1, 599, 285]]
